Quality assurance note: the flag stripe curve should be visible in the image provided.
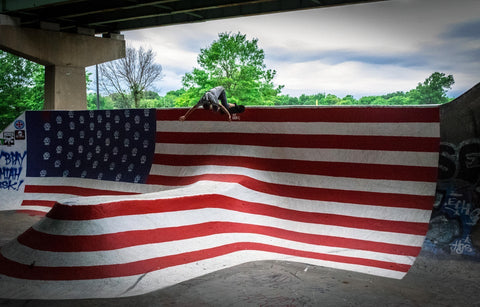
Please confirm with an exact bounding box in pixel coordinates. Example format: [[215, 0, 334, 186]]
[[0, 106, 440, 299]]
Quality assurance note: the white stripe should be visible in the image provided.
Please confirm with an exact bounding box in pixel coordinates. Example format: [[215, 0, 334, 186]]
[[33, 208, 426, 246], [31, 180, 433, 223], [149, 164, 437, 196], [160, 121, 440, 137], [0, 191, 25, 211], [24, 177, 174, 194], [3, 232, 415, 267], [17, 205, 52, 213], [23, 193, 77, 201], [154, 143, 439, 167], [0, 250, 405, 300]]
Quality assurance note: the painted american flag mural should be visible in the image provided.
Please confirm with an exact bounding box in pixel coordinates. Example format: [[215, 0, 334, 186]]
[[0, 106, 439, 299]]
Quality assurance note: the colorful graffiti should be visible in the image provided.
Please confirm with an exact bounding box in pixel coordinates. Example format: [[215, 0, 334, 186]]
[[0, 117, 27, 198], [425, 139, 480, 257], [0, 150, 27, 191]]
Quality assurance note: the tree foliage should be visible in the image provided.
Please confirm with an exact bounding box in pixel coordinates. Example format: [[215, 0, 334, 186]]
[[0, 50, 44, 130], [408, 72, 455, 104], [87, 93, 114, 110], [99, 45, 163, 108], [272, 72, 455, 106], [88, 71, 458, 109], [178, 32, 283, 106]]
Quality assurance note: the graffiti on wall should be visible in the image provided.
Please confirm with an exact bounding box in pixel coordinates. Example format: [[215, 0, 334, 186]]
[[425, 139, 480, 257], [0, 118, 27, 193], [0, 150, 27, 191]]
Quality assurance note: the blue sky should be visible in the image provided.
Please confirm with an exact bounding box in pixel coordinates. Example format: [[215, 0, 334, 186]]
[[119, 0, 480, 99]]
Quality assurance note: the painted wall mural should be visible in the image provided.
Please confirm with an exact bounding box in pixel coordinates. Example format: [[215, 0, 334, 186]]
[[425, 139, 480, 257], [0, 150, 26, 191], [0, 115, 28, 210]]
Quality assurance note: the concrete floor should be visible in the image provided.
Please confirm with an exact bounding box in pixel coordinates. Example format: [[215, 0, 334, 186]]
[[1, 211, 479, 307]]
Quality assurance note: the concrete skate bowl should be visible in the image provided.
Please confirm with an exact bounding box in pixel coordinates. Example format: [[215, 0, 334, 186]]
[[0, 106, 440, 299]]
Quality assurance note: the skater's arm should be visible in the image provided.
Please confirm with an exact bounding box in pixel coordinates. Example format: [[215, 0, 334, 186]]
[[179, 103, 201, 121], [218, 103, 232, 121]]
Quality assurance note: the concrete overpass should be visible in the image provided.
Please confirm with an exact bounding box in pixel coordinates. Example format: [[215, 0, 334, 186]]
[[0, 0, 385, 110]]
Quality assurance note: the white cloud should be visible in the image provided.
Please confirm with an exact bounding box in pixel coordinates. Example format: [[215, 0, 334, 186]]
[[275, 60, 429, 98]]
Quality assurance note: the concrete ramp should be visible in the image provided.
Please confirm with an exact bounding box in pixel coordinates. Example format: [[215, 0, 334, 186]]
[[0, 107, 440, 299]]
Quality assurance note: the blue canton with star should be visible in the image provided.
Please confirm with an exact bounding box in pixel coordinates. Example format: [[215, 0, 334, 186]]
[[26, 109, 156, 184]]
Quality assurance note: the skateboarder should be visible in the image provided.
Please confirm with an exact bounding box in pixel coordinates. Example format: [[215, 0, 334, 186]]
[[179, 86, 245, 121]]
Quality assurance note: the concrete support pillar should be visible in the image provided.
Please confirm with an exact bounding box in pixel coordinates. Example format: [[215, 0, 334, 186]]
[[44, 65, 87, 110], [0, 24, 125, 110]]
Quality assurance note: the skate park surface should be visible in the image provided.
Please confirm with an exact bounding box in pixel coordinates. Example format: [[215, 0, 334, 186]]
[[1, 95, 479, 305], [0, 210, 478, 307]]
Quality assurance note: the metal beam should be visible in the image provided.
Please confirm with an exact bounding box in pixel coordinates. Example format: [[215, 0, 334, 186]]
[[1, 0, 76, 12], [87, 0, 277, 26], [104, 0, 385, 31], [36, 0, 180, 19], [1, 0, 387, 34]]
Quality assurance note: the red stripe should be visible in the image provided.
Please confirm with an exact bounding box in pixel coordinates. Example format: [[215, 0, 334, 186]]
[[20, 200, 56, 208], [153, 153, 438, 182], [145, 174, 434, 210], [0, 242, 411, 280], [17, 201, 56, 217], [156, 132, 439, 152], [24, 185, 139, 197], [18, 222, 421, 256], [156, 107, 439, 123], [46, 195, 428, 234]]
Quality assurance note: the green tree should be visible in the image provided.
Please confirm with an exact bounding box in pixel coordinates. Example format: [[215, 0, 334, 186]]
[[338, 95, 357, 105], [87, 93, 114, 110], [139, 91, 162, 108], [144, 91, 160, 100], [179, 32, 283, 107], [381, 91, 408, 105], [408, 72, 454, 104], [0, 51, 44, 130], [274, 94, 299, 106], [159, 89, 184, 108], [358, 96, 377, 105], [298, 94, 312, 105], [324, 94, 341, 105]]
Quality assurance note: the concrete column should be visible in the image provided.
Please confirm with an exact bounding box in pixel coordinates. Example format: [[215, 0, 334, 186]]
[[44, 65, 87, 110], [0, 24, 125, 110]]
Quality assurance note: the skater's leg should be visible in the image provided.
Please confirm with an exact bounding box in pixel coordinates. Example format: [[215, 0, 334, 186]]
[[218, 89, 232, 109]]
